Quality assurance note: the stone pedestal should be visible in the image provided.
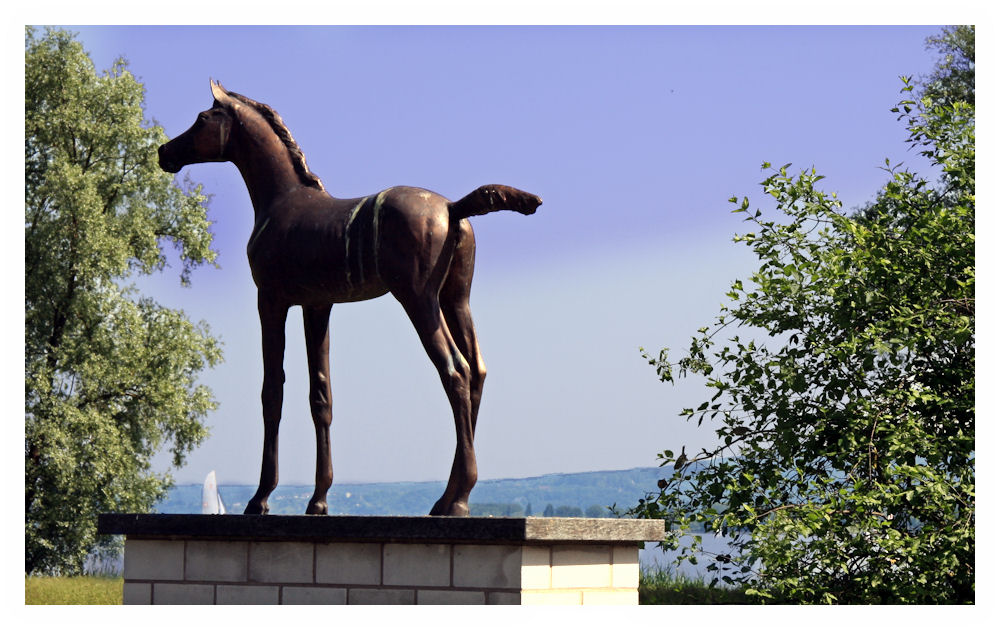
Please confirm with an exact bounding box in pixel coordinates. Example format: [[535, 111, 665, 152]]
[[97, 514, 664, 605]]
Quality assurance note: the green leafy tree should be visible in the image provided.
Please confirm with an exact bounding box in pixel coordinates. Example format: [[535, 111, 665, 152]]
[[469, 502, 525, 517], [25, 27, 221, 575], [585, 504, 608, 518], [632, 28, 974, 604], [554, 505, 583, 517], [922, 25, 974, 108]]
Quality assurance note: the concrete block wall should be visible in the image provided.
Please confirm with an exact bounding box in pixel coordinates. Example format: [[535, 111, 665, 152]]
[[122, 538, 639, 605]]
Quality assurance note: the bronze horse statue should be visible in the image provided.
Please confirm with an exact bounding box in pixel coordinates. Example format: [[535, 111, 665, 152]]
[[158, 81, 541, 516]]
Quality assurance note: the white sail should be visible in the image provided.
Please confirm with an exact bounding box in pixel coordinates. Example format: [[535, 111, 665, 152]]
[[201, 470, 225, 515]]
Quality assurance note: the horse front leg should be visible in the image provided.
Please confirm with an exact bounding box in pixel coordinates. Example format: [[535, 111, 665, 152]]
[[245, 295, 289, 515], [303, 303, 334, 515]]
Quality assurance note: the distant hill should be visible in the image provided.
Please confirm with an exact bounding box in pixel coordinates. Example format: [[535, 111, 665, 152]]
[[154, 467, 668, 517]]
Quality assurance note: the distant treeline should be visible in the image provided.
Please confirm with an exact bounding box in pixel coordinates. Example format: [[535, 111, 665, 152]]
[[154, 467, 667, 517], [468, 503, 615, 517]]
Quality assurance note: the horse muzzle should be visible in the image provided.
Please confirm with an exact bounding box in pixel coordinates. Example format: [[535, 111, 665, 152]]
[[158, 143, 182, 173]]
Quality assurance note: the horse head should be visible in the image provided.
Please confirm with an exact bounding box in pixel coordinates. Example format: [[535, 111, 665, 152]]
[[158, 80, 239, 173]]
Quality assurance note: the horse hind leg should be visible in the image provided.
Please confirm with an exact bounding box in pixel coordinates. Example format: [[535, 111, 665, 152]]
[[431, 301, 486, 517], [394, 289, 477, 517], [440, 220, 486, 434], [303, 303, 334, 515], [429, 225, 486, 515]]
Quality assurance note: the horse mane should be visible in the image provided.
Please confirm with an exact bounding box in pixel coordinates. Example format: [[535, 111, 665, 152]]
[[224, 90, 326, 192]]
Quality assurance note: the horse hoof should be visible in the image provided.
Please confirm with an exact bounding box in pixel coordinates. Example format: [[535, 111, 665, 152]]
[[306, 501, 328, 515], [244, 501, 269, 515], [429, 501, 469, 517], [446, 502, 470, 517]]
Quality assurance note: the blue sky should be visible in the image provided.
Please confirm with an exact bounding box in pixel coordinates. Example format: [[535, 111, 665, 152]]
[[51, 25, 948, 487]]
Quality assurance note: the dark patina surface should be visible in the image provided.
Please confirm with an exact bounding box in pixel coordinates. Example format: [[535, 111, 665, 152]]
[[158, 81, 541, 517]]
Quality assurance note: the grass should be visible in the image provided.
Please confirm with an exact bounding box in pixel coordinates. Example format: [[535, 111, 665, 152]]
[[25, 576, 123, 605], [639, 563, 750, 605]]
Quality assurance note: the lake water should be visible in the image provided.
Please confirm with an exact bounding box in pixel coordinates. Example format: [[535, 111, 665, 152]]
[[639, 533, 739, 578]]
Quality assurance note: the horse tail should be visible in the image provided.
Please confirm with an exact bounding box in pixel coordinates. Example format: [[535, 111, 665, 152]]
[[448, 185, 542, 220]]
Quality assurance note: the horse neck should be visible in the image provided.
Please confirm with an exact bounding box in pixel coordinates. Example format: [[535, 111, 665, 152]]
[[228, 113, 308, 217]]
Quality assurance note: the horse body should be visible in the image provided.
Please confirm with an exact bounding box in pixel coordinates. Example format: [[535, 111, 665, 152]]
[[248, 191, 375, 304], [158, 81, 539, 516]]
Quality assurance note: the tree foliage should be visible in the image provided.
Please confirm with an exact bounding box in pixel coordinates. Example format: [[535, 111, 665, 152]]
[[632, 28, 974, 603], [25, 27, 221, 575], [922, 25, 974, 108]]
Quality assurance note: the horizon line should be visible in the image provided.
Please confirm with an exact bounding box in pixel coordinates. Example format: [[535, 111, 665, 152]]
[[178, 464, 662, 487]]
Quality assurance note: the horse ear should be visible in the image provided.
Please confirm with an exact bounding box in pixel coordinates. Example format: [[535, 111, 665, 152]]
[[210, 79, 234, 107]]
